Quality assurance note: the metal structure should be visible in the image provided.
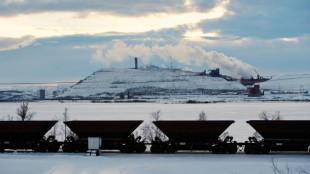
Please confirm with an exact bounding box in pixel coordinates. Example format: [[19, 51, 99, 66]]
[[135, 57, 138, 69], [63, 120, 146, 153], [1, 119, 309, 155], [0, 121, 59, 152], [37, 89, 45, 100], [248, 85, 264, 97], [244, 120, 310, 154], [240, 75, 270, 86], [151, 120, 237, 153], [209, 68, 220, 77]]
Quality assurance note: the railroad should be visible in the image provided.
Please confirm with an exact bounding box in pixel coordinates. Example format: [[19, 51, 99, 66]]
[[1, 120, 310, 154]]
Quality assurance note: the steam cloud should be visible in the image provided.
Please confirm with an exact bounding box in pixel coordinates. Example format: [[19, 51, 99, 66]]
[[92, 41, 258, 78]]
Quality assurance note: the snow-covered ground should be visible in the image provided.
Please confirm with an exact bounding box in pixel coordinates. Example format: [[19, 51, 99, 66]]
[[1, 152, 309, 174], [261, 73, 310, 92], [0, 102, 309, 174]]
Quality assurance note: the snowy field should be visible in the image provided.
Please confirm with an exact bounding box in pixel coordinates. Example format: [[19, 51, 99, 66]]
[[0, 102, 309, 174], [1, 152, 309, 174]]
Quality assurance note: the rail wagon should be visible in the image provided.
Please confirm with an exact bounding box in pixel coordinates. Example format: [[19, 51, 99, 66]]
[[63, 120, 146, 153], [0, 121, 59, 152], [151, 120, 237, 153], [244, 120, 310, 154]]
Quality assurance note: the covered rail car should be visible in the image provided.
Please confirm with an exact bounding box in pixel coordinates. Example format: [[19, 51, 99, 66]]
[[63, 120, 145, 153], [151, 120, 236, 153], [245, 120, 310, 154], [0, 121, 59, 152]]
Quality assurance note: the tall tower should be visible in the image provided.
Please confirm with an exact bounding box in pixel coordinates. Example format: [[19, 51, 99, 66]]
[[135, 57, 138, 69]]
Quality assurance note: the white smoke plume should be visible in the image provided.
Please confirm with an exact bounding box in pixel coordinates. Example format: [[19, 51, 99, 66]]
[[92, 41, 258, 78]]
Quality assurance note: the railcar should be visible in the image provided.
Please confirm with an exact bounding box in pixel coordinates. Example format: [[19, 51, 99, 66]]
[[151, 120, 237, 153], [244, 120, 310, 154], [63, 120, 146, 153], [0, 121, 59, 152]]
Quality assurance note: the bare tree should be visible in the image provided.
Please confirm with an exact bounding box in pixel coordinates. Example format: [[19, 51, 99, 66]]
[[259, 111, 283, 120], [272, 111, 282, 120], [49, 115, 60, 137], [151, 110, 162, 121], [141, 110, 167, 142], [259, 111, 269, 120], [141, 124, 154, 142], [270, 158, 284, 174], [270, 158, 309, 174], [298, 169, 310, 174], [151, 110, 166, 140], [0, 114, 14, 121], [16, 102, 36, 121], [6, 114, 14, 121], [62, 108, 70, 138], [198, 111, 207, 120]]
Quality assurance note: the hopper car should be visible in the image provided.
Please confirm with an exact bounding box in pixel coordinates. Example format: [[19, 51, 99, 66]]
[[150, 120, 237, 154], [0, 121, 60, 152], [0, 119, 309, 154], [63, 120, 146, 153], [244, 120, 310, 154]]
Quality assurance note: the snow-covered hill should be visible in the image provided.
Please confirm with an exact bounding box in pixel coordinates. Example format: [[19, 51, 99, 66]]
[[1, 67, 309, 102], [260, 73, 310, 92], [59, 65, 246, 98]]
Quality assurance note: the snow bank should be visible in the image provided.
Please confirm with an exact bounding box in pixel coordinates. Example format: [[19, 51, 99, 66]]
[[0, 153, 309, 174]]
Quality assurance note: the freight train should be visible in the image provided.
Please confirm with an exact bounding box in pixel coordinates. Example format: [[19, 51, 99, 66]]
[[0, 119, 309, 154]]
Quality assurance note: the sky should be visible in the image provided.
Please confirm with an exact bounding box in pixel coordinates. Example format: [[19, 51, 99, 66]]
[[0, 0, 309, 83]]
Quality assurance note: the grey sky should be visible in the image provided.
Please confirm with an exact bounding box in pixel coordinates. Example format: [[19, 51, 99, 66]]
[[0, 0, 309, 83]]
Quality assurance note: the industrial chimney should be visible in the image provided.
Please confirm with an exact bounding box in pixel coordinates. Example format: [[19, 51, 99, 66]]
[[135, 57, 138, 69]]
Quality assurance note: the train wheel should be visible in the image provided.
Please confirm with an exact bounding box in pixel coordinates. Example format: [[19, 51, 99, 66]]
[[150, 145, 157, 153], [47, 141, 60, 152], [227, 144, 238, 154], [150, 145, 162, 153], [77, 145, 88, 152], [128, 146, 135, 153], [33, 142, 47, 152], [261, 145, 270, 154], [62, 144, 76, 152], [244, 145, 254, 154], [135, 143, 146, 153], [119, 145, 126, 153], [211, 145, 221, 154], [120, 145, 134, 153], [167, 145, 175, 153], [0, 146, 4, 152]]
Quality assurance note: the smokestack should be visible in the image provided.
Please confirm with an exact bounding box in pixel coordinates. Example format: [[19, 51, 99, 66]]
[[135, 57, 138, 69]]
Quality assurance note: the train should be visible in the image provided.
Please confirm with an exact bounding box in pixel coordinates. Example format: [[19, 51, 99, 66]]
[[0, 119, 309, 154]]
